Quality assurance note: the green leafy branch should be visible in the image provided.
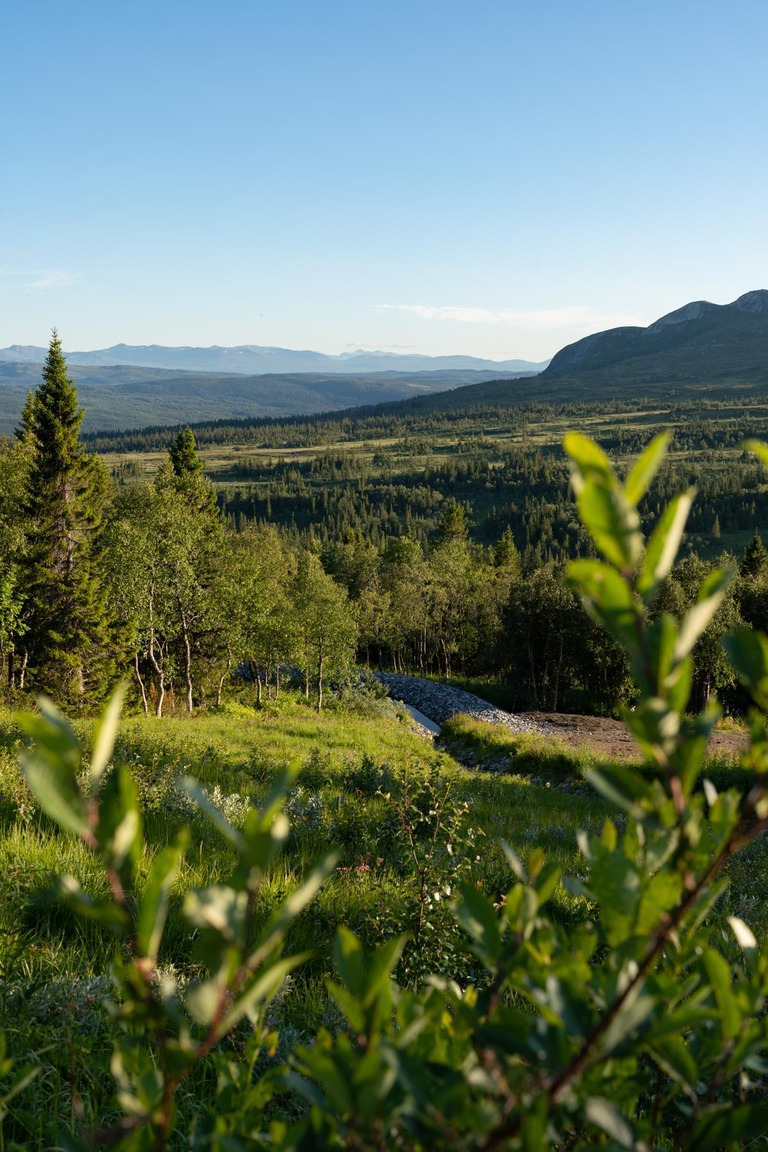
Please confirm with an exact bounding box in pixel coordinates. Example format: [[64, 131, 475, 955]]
[[16, 687, 336, 1151]]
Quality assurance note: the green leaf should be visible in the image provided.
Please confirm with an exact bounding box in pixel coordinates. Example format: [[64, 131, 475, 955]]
[[97, 764, 142, 880], [636, 869, 683, 936], [687, 1101, 768, 1151], [88, 683, 127, 791], [0, 1061, 41, 1122], [519, 1095, 548, 1151], [255, 765, 299, 827], [20, 700, 89, 839], [585, 1096, 635, 1148], [563, 432, 613, 490], [364, 934, 406, 1004], [645, 613, 678, 689], [728, 915, 758, 953], [455, 882, 502, 964], [56, 875, 132, 932], [585, 763, 649, 818], [23, 755, 89, 839], [576, 481, 641, 571], [588, 851, 640, 947], [702, 946, 740, 1040], [674, 568, 731, 662], [183, 885, 247, 941], [267, 850, 338, 936], [723, 627, 768, 710], [499, 839, 528, 883], [645, 1033, 698, 1095], [568, 559, 638, 644], [236, 821, 286, 882], [624, 430, 671, 506], [533, 860, 561, 907], [220, 953, 309, 1033], [564, 433, 643, 568], [19, 696, 82, 773], [180, 777, 245, 851], [638, 489, 695, 598], [137, 831, 189, 960], [327, 980, 366, 1033], [185, 974, 226, 1027], [333, 926, 365, 996], [599, 985, 656, 1055]]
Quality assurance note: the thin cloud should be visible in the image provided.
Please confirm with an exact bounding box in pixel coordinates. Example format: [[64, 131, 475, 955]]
[[0, 268, 80, 291], [25, 270, 79, 291], [375, 304, 647, 331]]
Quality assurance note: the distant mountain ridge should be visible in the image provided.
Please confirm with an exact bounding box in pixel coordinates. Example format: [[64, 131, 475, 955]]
[[5, 290, 768, 436], [545, 290, 768, 377], [0, 362, 537, 437], [0, 341, 548, 376]]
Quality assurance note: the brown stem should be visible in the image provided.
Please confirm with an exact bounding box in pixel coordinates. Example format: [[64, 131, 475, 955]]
[[478, 798, 768, 1152]]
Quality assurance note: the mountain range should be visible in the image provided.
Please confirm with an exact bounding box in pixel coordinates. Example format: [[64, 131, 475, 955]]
[[0, 342, 547, 377], [0, 343, 545, 435], [2, 291, 768, 435], [0, 363, 537, 437], [303, 289, 768, 422]]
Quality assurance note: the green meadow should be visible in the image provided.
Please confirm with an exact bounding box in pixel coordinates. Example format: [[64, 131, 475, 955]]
[[0, 690, 761, 1145]]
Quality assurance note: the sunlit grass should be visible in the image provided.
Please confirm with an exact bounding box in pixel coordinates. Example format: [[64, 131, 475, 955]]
[[0, 694, 763, 1143]]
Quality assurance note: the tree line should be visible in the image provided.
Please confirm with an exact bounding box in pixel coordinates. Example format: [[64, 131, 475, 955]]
[[5, 334, 768, 717]]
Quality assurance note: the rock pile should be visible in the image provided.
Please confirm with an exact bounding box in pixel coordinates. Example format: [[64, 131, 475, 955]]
[[375, 673, 556, 738]]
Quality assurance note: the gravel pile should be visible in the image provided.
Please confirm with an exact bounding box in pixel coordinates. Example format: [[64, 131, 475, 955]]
[[375, 673, 557, 738]]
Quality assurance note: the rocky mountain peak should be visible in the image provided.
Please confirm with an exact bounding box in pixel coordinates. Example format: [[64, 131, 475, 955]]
[[646, 300, 721, 334], [731, 289, 768, 314]]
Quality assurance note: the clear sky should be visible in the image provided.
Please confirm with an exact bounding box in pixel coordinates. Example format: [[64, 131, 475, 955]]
[[2, 0, 767, 361]]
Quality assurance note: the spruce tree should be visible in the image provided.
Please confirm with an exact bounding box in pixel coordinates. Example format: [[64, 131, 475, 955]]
[[436, 498, 469, 542], [168, 425, 203, 479], [20, 330, 114, 702], [741, 530, 768, 578]]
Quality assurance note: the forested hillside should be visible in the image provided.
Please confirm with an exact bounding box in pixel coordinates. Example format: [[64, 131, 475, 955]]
[[92, 391, 768, 561], [6, 337, 768, 718], [0, 362, 529, 435]]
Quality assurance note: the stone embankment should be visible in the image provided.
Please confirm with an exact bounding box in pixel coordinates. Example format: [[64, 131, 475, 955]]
[[375, 673, 556, 738]]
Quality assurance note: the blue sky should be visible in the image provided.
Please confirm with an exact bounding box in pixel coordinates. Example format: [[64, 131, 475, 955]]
[[2, 0, 767, 361]]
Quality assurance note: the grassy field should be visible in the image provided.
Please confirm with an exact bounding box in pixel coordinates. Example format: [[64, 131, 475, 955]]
[[102, 399, 766, 479], [0, 692, 761, 1144]]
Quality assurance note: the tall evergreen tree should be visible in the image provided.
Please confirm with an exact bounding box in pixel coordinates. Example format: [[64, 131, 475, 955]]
[[741, 530, 768, 578], [435, 498, 470, 543], [168, 425, 204, 479], [19, 330, 114, 702]]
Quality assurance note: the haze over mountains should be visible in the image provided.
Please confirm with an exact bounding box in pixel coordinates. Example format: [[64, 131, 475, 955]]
[[0, 342, 547, 377], [0, 343, 546, 435], [0, 363, 542, 438]]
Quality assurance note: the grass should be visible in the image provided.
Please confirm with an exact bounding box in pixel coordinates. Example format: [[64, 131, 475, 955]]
[[440, 712, 620, 783], [0, 692, 764, 1143]]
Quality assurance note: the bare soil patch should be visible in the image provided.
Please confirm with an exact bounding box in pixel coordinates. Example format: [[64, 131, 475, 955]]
[[519, 712, 746, 762]]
